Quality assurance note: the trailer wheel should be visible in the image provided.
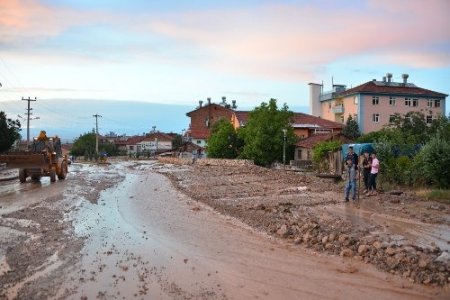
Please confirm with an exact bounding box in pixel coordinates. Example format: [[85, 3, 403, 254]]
[[31, 175, 41, 181], [50, 168, 56, 182], [58, 161, 67, 180], [19, 169, 27, 183]]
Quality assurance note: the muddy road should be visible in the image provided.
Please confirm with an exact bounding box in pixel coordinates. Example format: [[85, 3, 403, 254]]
[[0, 161, 449, 299]]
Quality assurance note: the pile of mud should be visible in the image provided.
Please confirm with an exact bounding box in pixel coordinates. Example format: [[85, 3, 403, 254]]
[[163, 164, 450, 286]]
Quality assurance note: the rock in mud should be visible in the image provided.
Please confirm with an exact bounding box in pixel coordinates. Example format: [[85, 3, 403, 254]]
[[277, 225, 289, 238], [340, 248, 354, 257], [358, 245, 370, 256], [385, 247, 396, 256], [435, 251, 450, 263]]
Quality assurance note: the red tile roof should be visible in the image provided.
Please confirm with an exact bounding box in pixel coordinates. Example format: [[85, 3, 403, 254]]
[[338, 81, 447, 98], [144, 132, 175, 141], [295, 133, 343, 149], [189, 128, 209, 139], [125, 136, 145, 145], [186, 103, 233, 116], [291, 113, 343, 129]]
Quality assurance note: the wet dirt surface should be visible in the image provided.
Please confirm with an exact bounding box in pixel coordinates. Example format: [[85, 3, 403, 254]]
[[0, 160, 449, 299]]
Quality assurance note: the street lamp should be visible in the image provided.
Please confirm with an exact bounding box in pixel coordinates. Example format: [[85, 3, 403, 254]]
[[282, 128, 287, 166]]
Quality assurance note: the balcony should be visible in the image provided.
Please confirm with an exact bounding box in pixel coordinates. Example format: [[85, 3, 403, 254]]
[[331, 104, 344, 114]]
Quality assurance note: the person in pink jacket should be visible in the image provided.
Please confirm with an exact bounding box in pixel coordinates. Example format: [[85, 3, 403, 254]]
[[368, 152, 379, 196]]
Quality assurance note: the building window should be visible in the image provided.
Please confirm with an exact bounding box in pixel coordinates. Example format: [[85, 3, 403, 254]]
[[372, 96, 379, 105], [129, 146, 134, 150], [354, 96, 358, 105], [426, 115, 433, 124], [427, 99, 433, 108], [389, 115, 395, 122], [328, 103, 331, 109], [405, 98, 411, 106], [389, 97, 396, 106], [412, 99, 418, 107], [354, 114, 358, 120], [435, 100, 441, 107], [372, 114, 379, 123], [196, 140, 202, 144]]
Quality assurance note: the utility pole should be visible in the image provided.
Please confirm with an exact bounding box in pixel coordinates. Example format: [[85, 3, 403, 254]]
[[93, 114, 102, 154], [22, 97, 37, 150]]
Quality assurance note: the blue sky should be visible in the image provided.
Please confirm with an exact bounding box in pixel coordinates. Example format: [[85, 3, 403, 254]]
[[0, 0, 449, 139]]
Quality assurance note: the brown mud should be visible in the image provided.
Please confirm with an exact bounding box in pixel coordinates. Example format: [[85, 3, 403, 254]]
[[0, 160, 448, 299]]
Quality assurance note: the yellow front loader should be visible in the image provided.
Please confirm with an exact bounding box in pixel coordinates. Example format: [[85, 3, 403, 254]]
[[0, 151, 69, 183]]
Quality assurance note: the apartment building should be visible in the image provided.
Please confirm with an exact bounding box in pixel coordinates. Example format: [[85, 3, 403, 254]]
[[310, 73, 448, 133]]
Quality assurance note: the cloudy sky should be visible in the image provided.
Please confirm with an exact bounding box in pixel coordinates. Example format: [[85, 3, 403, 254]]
[[0, 0, 449, 138]]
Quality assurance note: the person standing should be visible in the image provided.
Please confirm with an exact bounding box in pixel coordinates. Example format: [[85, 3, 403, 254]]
[[368, 152, 379, 196], [362, 151, 372, 194], [344, 158, 357, 202], [346, 145, 358, 169]]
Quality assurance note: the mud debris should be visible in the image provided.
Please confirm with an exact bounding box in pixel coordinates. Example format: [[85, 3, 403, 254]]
[[163, 164, 450, 286]]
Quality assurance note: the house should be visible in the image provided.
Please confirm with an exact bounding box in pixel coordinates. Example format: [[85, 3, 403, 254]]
[[138, 132, 174, 154], [310, 73, 448, 133], [125, 136, 145, 155], [177, 141, 205, 158], [294, 133, 349, 161], [186, 97, 241, 147], [186, 97, 343, 148], [291, 112, 343, 139]]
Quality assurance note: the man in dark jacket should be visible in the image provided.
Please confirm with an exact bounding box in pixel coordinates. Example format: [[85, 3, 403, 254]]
[[346, 145, 358, 169]]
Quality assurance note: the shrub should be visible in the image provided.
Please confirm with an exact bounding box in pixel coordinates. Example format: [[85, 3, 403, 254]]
[[412, 135, 450, 189]]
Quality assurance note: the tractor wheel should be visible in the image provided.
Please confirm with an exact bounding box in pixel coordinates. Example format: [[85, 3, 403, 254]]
[[58, 161, 67, 180], [50, 168, 56, 183], [19, 169, 27, 183]]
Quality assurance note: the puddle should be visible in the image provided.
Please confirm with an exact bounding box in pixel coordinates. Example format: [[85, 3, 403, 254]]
[[328, 204, 450, 251]]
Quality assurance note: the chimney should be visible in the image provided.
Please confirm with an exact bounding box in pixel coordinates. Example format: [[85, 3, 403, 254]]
[[207, 97, 211, 105], [199, 100, 203, 108], [232, 100, 237, 109], [402, 73, 409, 85], [382, 76, 386, 82], [386, 73, 392, 83]]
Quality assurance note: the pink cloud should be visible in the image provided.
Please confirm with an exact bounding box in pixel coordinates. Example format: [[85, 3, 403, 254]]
[[0, 0, 105, 43], [144, 1, 450, 80], [1, 0, 449, 81]]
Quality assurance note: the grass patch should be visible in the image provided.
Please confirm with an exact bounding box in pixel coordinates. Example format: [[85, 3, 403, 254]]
[[416, 189, 450, 204]]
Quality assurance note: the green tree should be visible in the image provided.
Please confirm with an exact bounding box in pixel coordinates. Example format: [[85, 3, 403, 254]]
[[0, 111, 21, 153], [356, 130, 389, 143], [171, 134, 183, 150], [71, 132, 119, 157], [207, 118, 240, 158], [428, 114, 450, 141], [71, 133, 96, 157], [238, 99, 296, 166], [412, 135, 450, 188], [342, 114, 360, 140]]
